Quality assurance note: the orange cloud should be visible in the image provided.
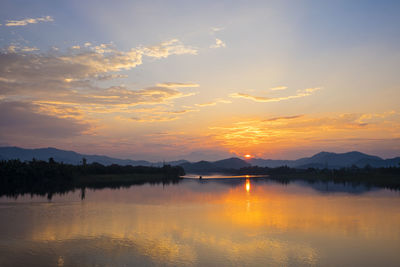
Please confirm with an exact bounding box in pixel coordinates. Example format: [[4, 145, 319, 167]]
[[230, 87, 321, 103], [156, 82, 200, 88], [208, 112, 400, 157], [195, 99, 232, 107]]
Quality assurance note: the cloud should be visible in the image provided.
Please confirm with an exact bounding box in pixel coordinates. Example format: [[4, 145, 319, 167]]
[[208, 111, 400, 156], [156, 82, 200, 88], [0, 39, 197, 96], [210, 38, 226, 49], [195, 99, 232, 107], [5, 16, 54, 26], [270, 86, 287, 91], [139, 39, 197, 58], [20, 46, 39, 52], [263, 115, 304, 122], [230, 87, 321, 103], [91, 43, 115, 54], [5, 45, 39, 53], [33, 86, 196, 108], [6, 46, 17, 53], [95, 74, 128, 81], [0, 50, 140, 97], [211, 27, 225, 33], [126, 106, 199, 123], [0, 101, 89, 138], [0, 39, 199, 129]]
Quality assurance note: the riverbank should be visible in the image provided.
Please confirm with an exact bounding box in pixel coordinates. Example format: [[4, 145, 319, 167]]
[[0, 159, 184, 199]]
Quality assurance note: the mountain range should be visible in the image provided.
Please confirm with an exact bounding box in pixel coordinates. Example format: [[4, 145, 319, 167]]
[[248, 151, 400, 169], [0, 147, 399, 173], [0, 146, 188, 167]]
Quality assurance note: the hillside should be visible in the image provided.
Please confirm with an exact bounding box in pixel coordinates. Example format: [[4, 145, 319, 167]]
[[0, 147, 152, 166], [1, 147, 399, 171], [248, 151, 399, 169]]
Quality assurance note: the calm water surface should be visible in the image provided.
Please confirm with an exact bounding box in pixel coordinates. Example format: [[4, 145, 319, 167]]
[[0, 178, 399, 266]]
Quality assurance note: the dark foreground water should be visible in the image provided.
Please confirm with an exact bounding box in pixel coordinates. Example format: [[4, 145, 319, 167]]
[[0, 178, 399, 267]]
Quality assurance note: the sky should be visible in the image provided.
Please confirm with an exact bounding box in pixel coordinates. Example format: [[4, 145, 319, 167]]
[[0, 0, 399, 161]]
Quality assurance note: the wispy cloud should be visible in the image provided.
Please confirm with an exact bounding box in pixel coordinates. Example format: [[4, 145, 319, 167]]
[[208, 111, 400, 156], [139, 39, 197, 58], [95, 74, 128, 81], [5, 16, 54, 26], [230, 87, 321, 103], [263, 115, 304, 122], [210, 38, 226, 49], [211, 26, 224, 33], [0, 39, 199, 131], [31, 86, 197, 108], [156, 82, 199, 88], [0, 39, 198, 96], [20, 46, 39, 52], [270, 86, 287, 91], [127, 106, 199, 123], [5, 45, 39, 53], [195, 98, 231, 107]]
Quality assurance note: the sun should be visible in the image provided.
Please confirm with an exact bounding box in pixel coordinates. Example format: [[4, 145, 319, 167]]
[[244, 154, 252, 159]]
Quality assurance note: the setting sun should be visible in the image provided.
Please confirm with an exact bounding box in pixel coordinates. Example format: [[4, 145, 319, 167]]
[[244, 154, 252, 159]]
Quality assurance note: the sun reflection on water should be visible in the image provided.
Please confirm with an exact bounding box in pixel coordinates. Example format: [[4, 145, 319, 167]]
[[245, 178, 251, 193]]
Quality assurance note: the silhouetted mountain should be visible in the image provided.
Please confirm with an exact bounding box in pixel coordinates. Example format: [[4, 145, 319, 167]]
[[213, 157, 251, 169], [158, 160, 189, 166], [0, 147, 153, 166], [180, 158, 250, 174], [248, 158, 292, 168], [180, 161, 222, 173], [295, 151, 382, 168], [248, 151, 399, 169], [1, 146, 399, 171], [0, 147, 190, 167]]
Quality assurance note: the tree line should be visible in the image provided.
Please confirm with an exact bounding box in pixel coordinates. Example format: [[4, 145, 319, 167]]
[[234, 165, 400, 190], [0, 158, 185, 199]]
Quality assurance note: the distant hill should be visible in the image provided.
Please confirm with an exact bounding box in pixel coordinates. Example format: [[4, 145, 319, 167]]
[[213, 157, 251, 169], [295, 151, 382, 168], [248, 158, 292, 168], [248, 151, 400, 169], [180, 157, 250, 174], [0, 146, 190, 167], [1, 146, 399, 171], [180, 161, 223, 174], [0, 147, 153, 166]]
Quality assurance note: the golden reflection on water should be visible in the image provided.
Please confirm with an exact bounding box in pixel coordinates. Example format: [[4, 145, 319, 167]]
[[1, 179, 400, 266], [245, 178, 251, 193]]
